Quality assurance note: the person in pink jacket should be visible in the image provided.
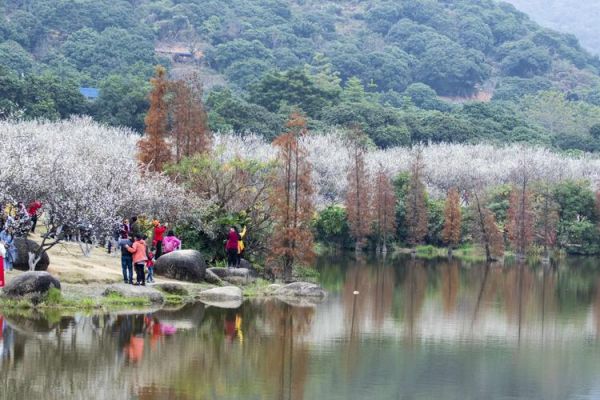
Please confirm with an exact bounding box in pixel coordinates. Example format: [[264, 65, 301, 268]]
[[162, 231, 181, 254], [126, 234, 148, 285]]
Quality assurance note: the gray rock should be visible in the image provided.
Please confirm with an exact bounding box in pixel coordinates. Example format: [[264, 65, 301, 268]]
[[239, 259, 253, 270], [204, 269, 223, 285], [197, 286, 242, 302], [103, 283, 164, 304], [207, 267, 255, 283], [264, 284, 283, 295], [207, 267, 228, 278], [13, 238, 50, 271], [200, 298, 242, 309], [273, 282, 327, 299], [154, 250, 206, 282], [155, 283, 188, 296], [2, 271, 60, 303]]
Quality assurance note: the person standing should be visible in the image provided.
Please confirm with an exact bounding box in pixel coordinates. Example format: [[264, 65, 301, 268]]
[[152, 220, 167, 259], [27, 201, 42, 233], [225, 227, 239, 269], [0, 227, 16, 272], [0, 241, 5, 287], [118, 233, 134, 284], [127, 234, 148, 286], [130, 216, 141, 239], [237, 226, 247, 268], [146, 247, 155, 283]]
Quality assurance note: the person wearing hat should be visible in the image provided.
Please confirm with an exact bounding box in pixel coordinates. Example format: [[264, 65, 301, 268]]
[[152, 220, 167, 259]]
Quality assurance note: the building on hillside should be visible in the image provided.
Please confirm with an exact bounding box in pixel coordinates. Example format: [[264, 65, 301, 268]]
[[155, 45, 203, 63], [79, 87, 100, 101]]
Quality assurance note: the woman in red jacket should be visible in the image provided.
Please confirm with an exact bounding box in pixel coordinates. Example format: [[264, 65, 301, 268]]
[[225, 227, 240, 268], [152, 220, 167, 259]]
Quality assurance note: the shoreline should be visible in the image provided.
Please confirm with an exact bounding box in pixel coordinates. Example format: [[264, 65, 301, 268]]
[[0, 269, 276, 317]]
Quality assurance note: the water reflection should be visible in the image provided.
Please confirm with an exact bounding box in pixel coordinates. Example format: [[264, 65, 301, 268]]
[[2, 255, 600, 399]]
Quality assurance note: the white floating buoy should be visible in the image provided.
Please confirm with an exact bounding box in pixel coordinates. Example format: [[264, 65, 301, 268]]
[[353, 290, 359, 295]]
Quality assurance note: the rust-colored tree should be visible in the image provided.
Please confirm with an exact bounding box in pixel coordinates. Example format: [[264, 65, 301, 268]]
[[406, 148, 428, 247], [170, 77, 211, 162], [533, 184, 558, 260], [373, 167, 396, 253], [270, 112, 315, 282], [345, 127, 372, 251], [471, 192, 504, 262], [507, 186, 534, 259], [138, 66, 172, 172], [442, 187, 462, 255]]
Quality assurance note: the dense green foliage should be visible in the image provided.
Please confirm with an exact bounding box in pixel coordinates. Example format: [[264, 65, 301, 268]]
[[2, 0, 600, 151], [313, 178, 600, 256], [505, 0, 600, 55]]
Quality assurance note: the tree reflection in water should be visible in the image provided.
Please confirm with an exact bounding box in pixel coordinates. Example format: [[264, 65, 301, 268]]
[[1, 256, 600, 399]]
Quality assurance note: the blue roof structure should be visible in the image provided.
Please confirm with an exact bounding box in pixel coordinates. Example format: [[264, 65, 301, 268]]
[[79, 87, 100, 100]]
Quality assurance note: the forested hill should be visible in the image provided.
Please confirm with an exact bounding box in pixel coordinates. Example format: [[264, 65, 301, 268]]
[[2, 0, 600, 152], [505, 0, 600, 55]]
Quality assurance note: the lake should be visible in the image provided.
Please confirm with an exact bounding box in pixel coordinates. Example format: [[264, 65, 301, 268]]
[[2, 254, 600, 399]]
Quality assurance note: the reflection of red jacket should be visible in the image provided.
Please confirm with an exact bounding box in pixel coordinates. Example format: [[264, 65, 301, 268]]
[[154, 225, 167, 241], [224, 319, 236, 340]]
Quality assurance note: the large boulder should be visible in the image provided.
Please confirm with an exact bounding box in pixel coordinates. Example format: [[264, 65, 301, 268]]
[[13, 238, 50, 271], [207, 267, 256, 285], [197, 286, 242, 301], [154, 250, 206, 282], [273, 282, 327, 299], [2, 271, 60, 303], [103, 283, 164, 304], [196, 286, 242, 308]]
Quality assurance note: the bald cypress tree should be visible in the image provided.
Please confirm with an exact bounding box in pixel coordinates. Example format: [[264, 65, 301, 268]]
[[138, 66, 171, 172]]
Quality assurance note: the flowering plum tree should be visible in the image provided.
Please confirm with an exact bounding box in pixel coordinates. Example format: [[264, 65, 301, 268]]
[[0, 117, 187, 268]]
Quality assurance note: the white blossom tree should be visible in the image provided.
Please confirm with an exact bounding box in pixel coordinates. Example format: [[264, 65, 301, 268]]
[[0, 117, 188, 268]]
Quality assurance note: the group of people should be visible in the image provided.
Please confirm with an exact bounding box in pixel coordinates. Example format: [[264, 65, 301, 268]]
[[226, 226, 247, 268], [118, 218, 181, 286], [0, 200, 42, 272]]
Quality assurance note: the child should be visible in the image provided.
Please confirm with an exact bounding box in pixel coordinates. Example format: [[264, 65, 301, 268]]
[[146, 247, 155, 283]]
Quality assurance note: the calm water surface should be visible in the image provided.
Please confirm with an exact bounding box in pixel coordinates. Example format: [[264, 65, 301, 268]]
[[2, 255, 600, 399]]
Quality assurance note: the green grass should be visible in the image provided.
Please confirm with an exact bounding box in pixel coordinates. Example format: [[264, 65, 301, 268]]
[[293, 266, 320, 279], [242, 278, 272, 297], [101, 292, 150, 307], [164, 294, 185, 305]]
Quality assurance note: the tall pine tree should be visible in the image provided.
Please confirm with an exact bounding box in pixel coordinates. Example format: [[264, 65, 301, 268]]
[[373, 167, 396, 253], [138, 66, 171, 172], [170, 77, 211, 162], [270, 112, 315, 282], [406, 149, 428, 247], [345, 127, 372, 251], [442, 187, 462, 255]]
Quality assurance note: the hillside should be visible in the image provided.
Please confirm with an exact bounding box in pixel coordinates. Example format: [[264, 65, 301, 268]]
[[504, 0, 600, 55], [1, 0, 600, 151]]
